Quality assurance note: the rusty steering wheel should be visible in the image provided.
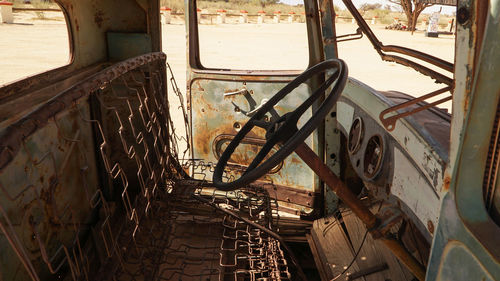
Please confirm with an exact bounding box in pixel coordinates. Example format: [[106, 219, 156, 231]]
[[213, 59, 348, 191]]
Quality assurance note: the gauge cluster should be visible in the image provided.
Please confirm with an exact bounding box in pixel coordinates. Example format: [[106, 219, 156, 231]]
[[336, 97, 441, 242]]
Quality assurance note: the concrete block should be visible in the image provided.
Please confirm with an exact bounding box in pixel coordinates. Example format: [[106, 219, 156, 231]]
[[0, 1, 13, 24], [160, 7, 171, 24], [217, 9, 226, 24], [257, 11, 265, 24]]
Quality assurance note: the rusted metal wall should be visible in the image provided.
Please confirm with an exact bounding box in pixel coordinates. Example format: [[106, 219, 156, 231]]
[[0, 103, 100, 280], [0, 53, 173, 280]]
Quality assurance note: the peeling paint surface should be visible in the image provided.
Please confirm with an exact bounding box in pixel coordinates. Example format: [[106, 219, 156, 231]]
[[341, 78, 446, 193], [190, 79, 318, 193], [392, 148, 440, 232], [336, 101, 354, 133]]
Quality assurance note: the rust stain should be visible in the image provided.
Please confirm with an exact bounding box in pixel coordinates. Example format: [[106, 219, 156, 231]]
[[238, 75, 269, 81], [463, 93, 470, 112], [290, 157, 302, 164], [193, 88, 217, 114], [224, 88, 241, 93], [193, 80, 204, 92], [443, 175, 451, 191], [427, 220, 434, 234], [194, 120, 264, 158], [194, 122, 211, 156], [94, 10, 105, 28]]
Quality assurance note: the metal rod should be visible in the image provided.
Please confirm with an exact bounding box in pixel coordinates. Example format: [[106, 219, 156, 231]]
[[293, 142, 426, 281], [379, 86, 453, 131], [294, 143, 377, 228]]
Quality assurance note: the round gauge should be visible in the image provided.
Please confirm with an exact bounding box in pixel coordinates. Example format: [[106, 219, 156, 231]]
[[348, 117, 364, 154], [363, 135, 383, 179]]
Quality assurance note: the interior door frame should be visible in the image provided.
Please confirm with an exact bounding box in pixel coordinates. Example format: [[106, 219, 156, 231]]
[[185, 0, 338, 217]]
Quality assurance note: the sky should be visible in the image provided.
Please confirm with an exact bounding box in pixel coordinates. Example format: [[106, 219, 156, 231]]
[[278, 0, 456, 15]]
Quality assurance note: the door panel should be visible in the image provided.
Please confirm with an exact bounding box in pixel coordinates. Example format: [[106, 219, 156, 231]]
[[190, 77, 317, 196], [186, 0, 326, 215]]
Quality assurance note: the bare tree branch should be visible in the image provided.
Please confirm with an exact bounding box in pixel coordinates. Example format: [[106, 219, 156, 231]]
[[388, 0, 433, 31]]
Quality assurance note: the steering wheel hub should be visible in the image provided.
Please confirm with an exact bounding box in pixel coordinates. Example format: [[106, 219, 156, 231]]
[[213, 59, 348, 191]]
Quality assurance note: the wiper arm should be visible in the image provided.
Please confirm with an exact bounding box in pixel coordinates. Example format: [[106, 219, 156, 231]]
[[341, 0, 454, 86]]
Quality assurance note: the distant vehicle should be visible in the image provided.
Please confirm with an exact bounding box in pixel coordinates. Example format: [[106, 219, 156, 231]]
[[0, 0, 498, 280]]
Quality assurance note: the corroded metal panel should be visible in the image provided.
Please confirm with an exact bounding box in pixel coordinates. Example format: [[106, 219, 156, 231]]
[[0, 53, 173, 280], [190, 78, 319, 198], [0, 104, 100, 281]]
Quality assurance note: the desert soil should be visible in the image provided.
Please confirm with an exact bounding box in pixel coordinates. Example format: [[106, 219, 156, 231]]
[[0, 13, 454, 111]]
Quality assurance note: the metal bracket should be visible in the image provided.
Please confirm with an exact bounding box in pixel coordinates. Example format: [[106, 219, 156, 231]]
[[336, 27, 363, 42]]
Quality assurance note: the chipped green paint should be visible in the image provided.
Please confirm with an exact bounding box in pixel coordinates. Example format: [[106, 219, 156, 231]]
[[427, 1, 500, 279]]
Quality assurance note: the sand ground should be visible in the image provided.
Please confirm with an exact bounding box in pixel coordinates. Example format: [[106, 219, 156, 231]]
[[0, 13, 454, 110]]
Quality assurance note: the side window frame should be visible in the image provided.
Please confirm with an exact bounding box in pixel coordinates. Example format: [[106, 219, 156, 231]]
[[0, 0, 74, 97], [186, 0, 324, 75]]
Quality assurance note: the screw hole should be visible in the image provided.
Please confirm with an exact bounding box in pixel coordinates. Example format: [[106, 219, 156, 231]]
[[233, 122, 241, 131]]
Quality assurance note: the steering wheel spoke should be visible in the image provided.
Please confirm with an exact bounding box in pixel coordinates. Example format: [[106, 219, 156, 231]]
[[213, 59, 348, 191], [251, 119, 273, 130]]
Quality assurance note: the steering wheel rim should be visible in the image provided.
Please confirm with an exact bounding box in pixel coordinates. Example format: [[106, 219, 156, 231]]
[[213, 59, 348, 191]]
